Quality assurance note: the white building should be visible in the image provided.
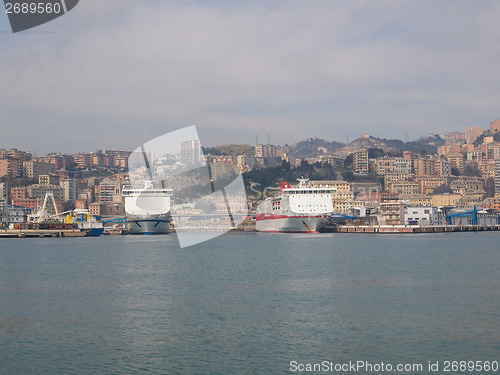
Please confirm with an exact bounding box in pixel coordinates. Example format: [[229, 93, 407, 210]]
[[0, 182, 7, 205], [404, 205, 438, 226], [60, 179, 78, 203], [0, 205, 27, 225]]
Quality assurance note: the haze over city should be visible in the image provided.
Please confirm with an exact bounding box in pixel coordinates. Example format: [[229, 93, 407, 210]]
[[2, 1, 500, 154]]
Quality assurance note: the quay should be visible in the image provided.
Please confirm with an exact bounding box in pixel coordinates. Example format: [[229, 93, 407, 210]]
[[0, 228, 86, 238], [333, 225, 500, 233]]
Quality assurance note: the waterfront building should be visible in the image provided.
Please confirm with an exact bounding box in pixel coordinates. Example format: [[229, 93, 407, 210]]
[[0, 205, 28, 225], [378, 201, 405, 225], [404, 206, 438, 226], [447, 210, 499, 226]]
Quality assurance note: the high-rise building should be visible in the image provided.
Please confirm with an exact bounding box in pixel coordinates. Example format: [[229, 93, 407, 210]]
[[0, 158, 22, 178], [98, 178, 116, 203], [23, 161, 56, 179], [60, 179, 78, 203], [0, 149, 30, 162], [465, 126, 484, 144], [490, 119, 500, 135], [181, 140, 201, 165], [255, 144, 277, 158], [447, 153, 464, 174], [495, 160, 500, 194], [353, 149, 369, 174], [0, 182, 8, 205]]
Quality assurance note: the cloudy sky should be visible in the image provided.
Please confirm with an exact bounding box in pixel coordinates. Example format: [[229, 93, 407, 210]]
[[1, 0, 500, 154]]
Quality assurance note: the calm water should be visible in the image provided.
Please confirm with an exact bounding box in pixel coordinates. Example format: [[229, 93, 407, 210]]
[[0, 233, 499, 374]]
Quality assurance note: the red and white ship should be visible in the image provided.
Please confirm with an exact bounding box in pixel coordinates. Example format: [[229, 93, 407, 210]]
[[255, 178, 336, 233]]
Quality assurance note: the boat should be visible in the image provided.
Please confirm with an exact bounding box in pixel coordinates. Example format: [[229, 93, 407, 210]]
[[122, 181, 173, 234], [68, 209, 104, 237], [255, 178, 337, 233], [27, 192, 104, 236]]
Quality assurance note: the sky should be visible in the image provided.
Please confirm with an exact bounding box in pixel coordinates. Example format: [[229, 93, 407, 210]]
[[1, 0, 500, 155]]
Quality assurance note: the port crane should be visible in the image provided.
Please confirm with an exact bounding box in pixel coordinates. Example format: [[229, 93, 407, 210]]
[[28, 192, 59, 223]]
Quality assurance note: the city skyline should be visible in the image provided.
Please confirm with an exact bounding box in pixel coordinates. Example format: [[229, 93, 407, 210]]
[[2, 2, 500, 154]]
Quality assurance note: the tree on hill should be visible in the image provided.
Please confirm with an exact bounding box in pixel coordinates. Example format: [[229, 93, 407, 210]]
[[485, 177, 496, 197], [463, 164, 482, 177], [203, 144, 254, 156]]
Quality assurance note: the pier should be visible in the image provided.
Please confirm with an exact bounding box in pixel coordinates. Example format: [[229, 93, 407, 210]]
[[0, 229, 86, 238], [333, 225, 500, 233]]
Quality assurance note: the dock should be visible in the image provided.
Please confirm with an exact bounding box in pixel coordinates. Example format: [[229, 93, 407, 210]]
[[0, 229, 86, 238], [333, 225, 500, 233]]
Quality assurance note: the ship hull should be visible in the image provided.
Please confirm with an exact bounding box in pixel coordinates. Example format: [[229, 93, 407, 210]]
[[255, 215, 329, 233], [127, 214, 170, 235], [81, 227, 105, 237]]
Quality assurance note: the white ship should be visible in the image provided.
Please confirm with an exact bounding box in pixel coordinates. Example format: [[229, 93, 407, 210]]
[[122, 181, 173, 234], [255, 178, 336, 233]]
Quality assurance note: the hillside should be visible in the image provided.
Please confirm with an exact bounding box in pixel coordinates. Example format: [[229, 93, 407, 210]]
[[203, 144, 254, 156], [334, 135, 439, 158], [287, 138, 345, 159]]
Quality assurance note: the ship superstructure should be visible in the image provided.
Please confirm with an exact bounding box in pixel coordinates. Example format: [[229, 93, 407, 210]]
[[255, 178, 336, 233], [122, 181, 173, 234]]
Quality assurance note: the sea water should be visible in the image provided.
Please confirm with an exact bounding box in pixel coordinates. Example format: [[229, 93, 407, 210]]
[[0, 233, 499, 374]]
